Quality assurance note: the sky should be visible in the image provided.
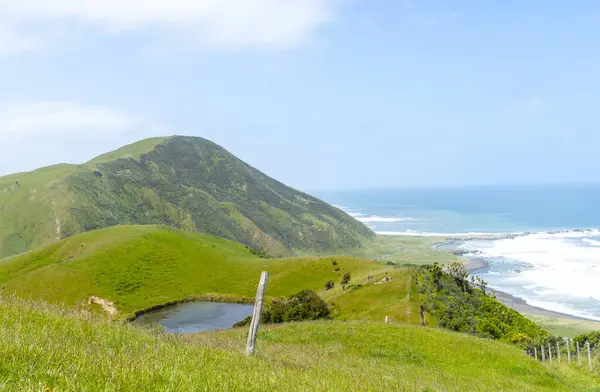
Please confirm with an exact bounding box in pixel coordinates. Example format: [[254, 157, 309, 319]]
[[1, 0, 599, 191]]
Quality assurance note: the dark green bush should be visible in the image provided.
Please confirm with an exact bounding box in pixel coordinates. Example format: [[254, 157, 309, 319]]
[[574, 331, 600, 350], [233, 290, 331, 328], [264, 290, 330, 323]]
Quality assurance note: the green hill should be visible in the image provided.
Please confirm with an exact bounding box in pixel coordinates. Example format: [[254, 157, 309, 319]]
[[0, 136, 373, 259], [0, 225, 396, 319], [0, 295, 597, 391]]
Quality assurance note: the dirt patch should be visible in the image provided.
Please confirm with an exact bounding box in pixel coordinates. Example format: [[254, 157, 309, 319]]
[[88, 296, 118, 317], [51, 198, 61, 240]]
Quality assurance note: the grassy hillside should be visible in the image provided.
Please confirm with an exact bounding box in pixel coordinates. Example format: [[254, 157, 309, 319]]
[[0, 225, 554, 343], [0, 136, 373, 258], [0, 164, 77, 258], [1, 296, 597, 392], [0, 226, 395, 319]]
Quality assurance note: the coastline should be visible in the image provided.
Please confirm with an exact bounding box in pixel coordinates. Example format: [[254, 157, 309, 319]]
[[383, 232, 600, 325], [491, 289, 592, 322]]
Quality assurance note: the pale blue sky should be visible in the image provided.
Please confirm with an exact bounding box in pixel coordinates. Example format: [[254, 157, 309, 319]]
[[1, 1, 599, 191]]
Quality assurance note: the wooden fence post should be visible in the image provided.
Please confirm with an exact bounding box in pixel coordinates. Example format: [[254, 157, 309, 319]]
[[577, 341, 581, 366], [385, 316, 389, 324], [534, 346, 538, 361], [557, 340, 561, 362], [567, 338, 572, 364], [548, 343, 553, 364], [542, 345, 546, 362], [587, 342, 593, 372], [246, 271, 269, 357]]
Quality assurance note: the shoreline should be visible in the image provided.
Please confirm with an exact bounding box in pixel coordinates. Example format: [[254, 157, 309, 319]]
[[491, 288, 597, 322], [462, 255, 598, 323], [398, 233, 600, 324]]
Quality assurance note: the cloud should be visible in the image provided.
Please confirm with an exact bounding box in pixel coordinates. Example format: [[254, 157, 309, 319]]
[[0, 102, 170, 175], [0, 102, 140, 144], [0, 0, 339, 52], [506, 98, 545, 116]]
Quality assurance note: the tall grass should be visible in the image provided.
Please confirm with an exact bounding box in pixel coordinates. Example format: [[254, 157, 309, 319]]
[[1, 295, 598, 391]]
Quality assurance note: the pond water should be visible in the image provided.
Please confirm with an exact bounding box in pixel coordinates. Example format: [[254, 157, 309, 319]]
[[132, 301, 254, 334]]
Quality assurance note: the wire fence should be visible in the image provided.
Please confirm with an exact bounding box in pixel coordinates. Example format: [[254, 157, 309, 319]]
[[527, 338, 598, 373]]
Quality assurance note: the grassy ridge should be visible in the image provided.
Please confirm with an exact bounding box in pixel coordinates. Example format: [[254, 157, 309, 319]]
[[1, 296, 597, 392], [0, 226, 396, 319]]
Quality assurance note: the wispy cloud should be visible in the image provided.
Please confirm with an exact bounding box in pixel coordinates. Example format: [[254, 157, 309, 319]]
[[506, 98, 545, 116], [0, 102, 141, 144], [0, 102, 169, 174], [0, 0, 340, 53]]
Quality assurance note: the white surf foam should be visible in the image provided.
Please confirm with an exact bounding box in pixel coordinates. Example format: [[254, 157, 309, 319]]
[[583, 238, 600, 246], [376, 230, 511, 237], [357, 216, 416, 223], [468, 230, 600, 319]]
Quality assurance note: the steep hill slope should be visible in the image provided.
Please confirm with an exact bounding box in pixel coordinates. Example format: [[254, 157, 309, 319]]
[[1, 296, 597, 391], [0, 136, 373, 258]]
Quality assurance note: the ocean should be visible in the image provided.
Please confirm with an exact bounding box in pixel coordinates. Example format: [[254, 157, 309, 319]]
[[318, 185, 600, 321]]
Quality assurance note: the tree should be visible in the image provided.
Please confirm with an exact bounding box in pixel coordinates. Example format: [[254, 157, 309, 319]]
[[446, 261, 469, 292], [325, 280, 335, 290], [428, 262, 443, 291], [470, 274, 488, 296], [341, 272, 352, 290]]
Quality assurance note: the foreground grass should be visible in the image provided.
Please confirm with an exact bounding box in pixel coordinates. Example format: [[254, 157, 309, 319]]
[[0, 226, 401, 319], [1, 296, 598, 392]]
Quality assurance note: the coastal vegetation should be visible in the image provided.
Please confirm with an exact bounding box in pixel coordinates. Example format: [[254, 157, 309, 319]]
[[415, 262, 549, 347]]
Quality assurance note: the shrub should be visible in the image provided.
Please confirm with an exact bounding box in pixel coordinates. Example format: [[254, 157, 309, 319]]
[[264, 290, 331, 323], [325, 280, 335, 290], [573, 331, 600, 350], [341, 273, 351, 290], [234, 290, 331, 328]]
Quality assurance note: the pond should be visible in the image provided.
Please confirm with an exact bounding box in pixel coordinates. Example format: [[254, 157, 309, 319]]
[[132, 301, 254, 334]]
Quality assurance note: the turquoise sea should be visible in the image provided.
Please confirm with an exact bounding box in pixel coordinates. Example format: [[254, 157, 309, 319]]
[[318, 185, 600, 320]]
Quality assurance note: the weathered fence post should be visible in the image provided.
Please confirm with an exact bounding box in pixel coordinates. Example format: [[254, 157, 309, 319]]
[[246, 271, 269, 357], [577, 341, 581, 366], [385, 316, 389, 324], [567, 338, 572, 364], [548, 343, 553, 364], [557, 340, 561, 362], [534, 346, 538, 361], [587, 342, 593, 372], [542, 345, 546, 362]]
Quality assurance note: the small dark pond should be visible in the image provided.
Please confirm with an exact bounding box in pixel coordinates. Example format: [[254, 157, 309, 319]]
[[133, 301, 254, 334]]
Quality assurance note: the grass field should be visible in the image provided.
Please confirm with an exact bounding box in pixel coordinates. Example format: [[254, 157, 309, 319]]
[[0, 225, 408, 320], [525, 314, 600, 338], [345, 235, 461, 265], [1, 295, 598, 392]]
